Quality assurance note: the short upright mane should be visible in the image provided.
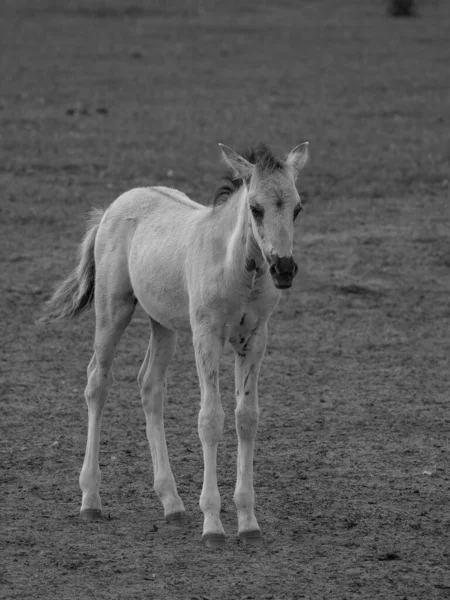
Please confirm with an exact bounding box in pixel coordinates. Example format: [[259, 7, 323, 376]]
[[212, 142, 284, 206]]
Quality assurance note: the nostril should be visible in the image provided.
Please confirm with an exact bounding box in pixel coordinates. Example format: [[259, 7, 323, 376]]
[[269, 264, 278, 276], [293, 262, 298, 276]]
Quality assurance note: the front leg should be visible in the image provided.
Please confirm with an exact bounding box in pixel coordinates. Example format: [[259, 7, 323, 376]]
[[192, 323, 226, 548], [232, 324, 267, 544]]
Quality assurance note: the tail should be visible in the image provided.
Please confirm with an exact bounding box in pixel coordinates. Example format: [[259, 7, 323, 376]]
[[40, 208, 105, 323]]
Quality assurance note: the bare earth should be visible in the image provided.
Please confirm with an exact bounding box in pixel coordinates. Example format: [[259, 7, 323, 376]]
[[1, 1, 450, 599]]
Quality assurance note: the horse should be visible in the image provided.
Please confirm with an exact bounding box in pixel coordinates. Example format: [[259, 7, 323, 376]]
[[41, 141, 309, 547]]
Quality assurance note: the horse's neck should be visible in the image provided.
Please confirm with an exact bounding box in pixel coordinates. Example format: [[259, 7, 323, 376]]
[[223, 189, 264, 280]]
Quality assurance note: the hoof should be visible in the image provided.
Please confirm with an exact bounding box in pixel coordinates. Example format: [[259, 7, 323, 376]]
[[239, 529, 262, 545], [202, 532, 226, 549], [80, 508, 103, 521], [166, 511, 186, 526]]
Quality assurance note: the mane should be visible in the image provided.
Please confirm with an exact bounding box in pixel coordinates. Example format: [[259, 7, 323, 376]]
[[212, 142, 284, 206]]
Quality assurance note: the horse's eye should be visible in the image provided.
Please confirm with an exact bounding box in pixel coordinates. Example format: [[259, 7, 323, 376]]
[[293, 204, 303, 221], [250, 204, 264, 220]]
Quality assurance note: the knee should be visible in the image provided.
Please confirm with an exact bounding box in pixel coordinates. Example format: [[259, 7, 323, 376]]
[[198, 404, 225, 445], [140, 376, 165, 416], [235, 405, 259, 439]]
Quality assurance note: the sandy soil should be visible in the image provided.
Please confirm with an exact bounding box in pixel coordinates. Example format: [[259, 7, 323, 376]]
[[1, 1, 450, 598]]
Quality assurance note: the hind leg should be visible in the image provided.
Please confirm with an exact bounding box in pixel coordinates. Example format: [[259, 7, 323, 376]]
[[79, 265, 135, 519], [138, 319, 185, 523]]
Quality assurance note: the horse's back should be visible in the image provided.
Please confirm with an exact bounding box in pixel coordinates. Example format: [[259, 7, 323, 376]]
[[104, 186, 204, 219]]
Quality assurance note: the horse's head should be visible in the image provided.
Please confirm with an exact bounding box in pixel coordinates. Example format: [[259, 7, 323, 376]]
[[219, 142, 309, 289]]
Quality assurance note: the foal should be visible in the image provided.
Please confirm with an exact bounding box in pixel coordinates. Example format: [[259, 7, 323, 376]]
[[42, 141, 309, 547]]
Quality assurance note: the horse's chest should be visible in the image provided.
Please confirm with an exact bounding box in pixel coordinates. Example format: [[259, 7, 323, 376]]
[[227, 290, 279, 346], [244, 279, 280, 316]]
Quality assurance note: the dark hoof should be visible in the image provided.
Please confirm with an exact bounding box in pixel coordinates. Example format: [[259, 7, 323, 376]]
[[239, 529, 262, 545], [80, 508, 103, 521], [203, 532, 226, 549], [166, 511, 186, 526]]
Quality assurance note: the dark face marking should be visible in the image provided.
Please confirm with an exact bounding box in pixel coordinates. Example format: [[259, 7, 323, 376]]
[[245, 257, 257, 272], [269, 255, 298, 289], [250, 203, 264, 221]]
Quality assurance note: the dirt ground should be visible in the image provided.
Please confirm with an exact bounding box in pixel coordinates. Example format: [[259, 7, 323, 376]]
[[1, 1, 450, 598]]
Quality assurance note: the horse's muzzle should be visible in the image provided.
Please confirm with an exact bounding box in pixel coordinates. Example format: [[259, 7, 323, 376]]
[[269, 255, 298, 289]]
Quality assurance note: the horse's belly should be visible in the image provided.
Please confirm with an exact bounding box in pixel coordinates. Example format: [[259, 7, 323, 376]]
[[129, 260, 190, 331], [128, 240, 191, 332], [139, 293, 191, 332]]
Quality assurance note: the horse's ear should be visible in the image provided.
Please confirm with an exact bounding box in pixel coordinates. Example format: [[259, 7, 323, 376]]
[[286, 142, 309, 177], [218, 143, 253, 180]]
